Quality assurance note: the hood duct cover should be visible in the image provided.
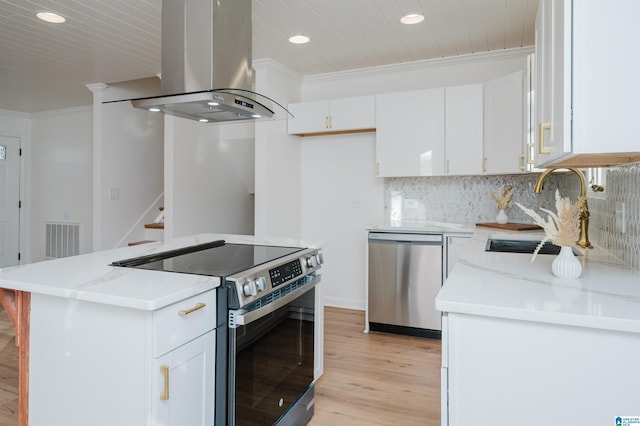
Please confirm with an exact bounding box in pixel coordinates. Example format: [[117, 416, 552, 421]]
[[128, 0, 288, 123]]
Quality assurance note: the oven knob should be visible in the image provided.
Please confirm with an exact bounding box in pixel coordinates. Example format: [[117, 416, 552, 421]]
[[242, 281, 258, 297], [316, 253, 324, 265], [256, 277, 267, 292], [306, 256, 318, 268]]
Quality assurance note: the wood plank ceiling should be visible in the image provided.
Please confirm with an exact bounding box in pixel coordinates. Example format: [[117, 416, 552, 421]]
[[0, 0, 538, 113]]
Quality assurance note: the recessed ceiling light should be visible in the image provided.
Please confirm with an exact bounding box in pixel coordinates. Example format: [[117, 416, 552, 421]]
[[289, 35, 310, 45], [199, 118, 209, 123], [252, 114, 262, 118], [400, 13, 424, 25], [207, 101, 219, 106], [36, 11, 66, 24], [148, 107, 161, 112]]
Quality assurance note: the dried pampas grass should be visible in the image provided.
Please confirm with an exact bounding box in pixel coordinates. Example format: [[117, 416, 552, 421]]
[[516, 190, 585, 261], [490, 186, 514, 210]]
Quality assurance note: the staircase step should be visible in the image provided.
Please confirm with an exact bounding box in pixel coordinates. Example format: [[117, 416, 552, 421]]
[[128, 240, 156, 246], [144, 222, 164, 230]]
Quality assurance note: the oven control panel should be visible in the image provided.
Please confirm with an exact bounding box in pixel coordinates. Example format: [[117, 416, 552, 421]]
[[228, 248, 324, 308], [269, 259, 303, 287]]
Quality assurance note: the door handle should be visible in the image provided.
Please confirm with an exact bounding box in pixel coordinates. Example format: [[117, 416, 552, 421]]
[[178, 302, 206, 316], [159, 364, 169, 400], [538, 122, 552, 154]]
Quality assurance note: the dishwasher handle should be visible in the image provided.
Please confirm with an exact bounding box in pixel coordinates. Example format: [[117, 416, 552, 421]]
[[368, 232, 443, 245]]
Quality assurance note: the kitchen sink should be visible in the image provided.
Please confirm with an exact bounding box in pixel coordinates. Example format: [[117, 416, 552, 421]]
[[485, 239, 579, 255]]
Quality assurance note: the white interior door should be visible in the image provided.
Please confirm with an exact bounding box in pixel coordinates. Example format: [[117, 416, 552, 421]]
[[0, 136, 20, 268]]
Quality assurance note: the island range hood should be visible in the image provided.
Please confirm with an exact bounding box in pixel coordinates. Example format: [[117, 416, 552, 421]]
[[130, 0, 289, 123]]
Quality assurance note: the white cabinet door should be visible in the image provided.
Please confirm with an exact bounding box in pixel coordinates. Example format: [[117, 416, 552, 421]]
[[484, 71, 525, 174], [376, 88, 445, 177], [547, 0, 571, 161], [329, 95, 375, 132], [153, 331, 216, 426], [571, 0, 640, 155], [534, 0, 571, 165], [535, 0, 640, 167], [287, 101, 330, 134], [445, 84, 483, 176], [445, 235, 471, 279], [447, 313, 640, 425], [287, 96, 375, 135]]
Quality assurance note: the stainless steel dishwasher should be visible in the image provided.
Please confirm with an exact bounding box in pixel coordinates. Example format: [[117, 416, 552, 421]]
[[368, 232, 443, 338]]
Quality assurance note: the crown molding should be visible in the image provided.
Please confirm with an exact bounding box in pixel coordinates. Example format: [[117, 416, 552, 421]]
[[302, 46, 534, 83]]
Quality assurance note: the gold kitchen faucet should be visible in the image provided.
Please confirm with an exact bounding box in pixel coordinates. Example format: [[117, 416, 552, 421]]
[[534, 167, 593, 249]]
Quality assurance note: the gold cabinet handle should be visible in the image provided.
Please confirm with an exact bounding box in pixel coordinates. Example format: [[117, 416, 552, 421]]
[[325, 116, 329, 129], [526, 142, 535, 165], [160, 364, 169, 400], [446, 159, 450, 174], [538, 122, 552, 154], [329, 116, 333, 129], [178, 302, 206, 316], [519, 154, 526, 171], [482, 157, 487, 173]]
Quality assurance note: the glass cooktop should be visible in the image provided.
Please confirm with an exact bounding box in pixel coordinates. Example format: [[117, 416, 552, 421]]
[[111, 240, 304, 277]]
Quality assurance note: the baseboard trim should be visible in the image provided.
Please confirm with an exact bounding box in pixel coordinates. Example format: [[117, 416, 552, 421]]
[[323, 297, 364, 311]]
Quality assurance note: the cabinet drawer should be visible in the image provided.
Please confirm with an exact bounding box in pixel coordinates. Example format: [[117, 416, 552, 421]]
[[153, 290, 216, 357]]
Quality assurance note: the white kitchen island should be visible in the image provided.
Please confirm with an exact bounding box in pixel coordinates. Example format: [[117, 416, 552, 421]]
[[0, 233, 320, 426], [436, 229, 640, 426]]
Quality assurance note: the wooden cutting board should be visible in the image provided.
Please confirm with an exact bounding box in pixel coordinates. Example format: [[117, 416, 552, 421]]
[[476, 222, 542, 231]]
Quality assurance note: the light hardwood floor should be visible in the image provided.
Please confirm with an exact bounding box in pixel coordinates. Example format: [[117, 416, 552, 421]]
[[0, 305, 440, 425], [310, 307, 441, 426]]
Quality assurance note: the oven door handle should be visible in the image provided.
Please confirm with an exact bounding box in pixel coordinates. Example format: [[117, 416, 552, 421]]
[[229, 275, 321, 328]]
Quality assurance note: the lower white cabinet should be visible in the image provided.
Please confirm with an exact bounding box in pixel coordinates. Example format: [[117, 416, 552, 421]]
[[442, 312, 640, 425], [153, 331, 215, 426], [29, 290, 217, 426], [444, 234, 471, 279]]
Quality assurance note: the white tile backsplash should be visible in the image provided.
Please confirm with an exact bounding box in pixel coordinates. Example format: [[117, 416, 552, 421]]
[[589, 162, 640, 271], [384, 173, 577, 224], [384, 162, 640, 272]]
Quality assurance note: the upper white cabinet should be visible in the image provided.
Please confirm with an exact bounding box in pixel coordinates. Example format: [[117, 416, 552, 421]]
[[445, 84, 484, 176], [484, 71, 526, 174], [376, 88, 446, 177], [534, 0, 571, 165], [377, 77, 526, 178], [288, 95, 375, 136], [535, 0, 640, 167]]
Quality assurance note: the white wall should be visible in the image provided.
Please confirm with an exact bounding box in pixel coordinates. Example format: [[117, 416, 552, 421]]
[[253, 59, 304, 238], [0, 110, 31, 263], [99, 102, 164, 249], [301, 133, 384, 309], [30, 107, 93, 261], [165, 117, 255, 239]]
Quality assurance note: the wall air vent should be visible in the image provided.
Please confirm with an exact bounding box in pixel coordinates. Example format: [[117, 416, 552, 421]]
[[46, 222, 80, 259]]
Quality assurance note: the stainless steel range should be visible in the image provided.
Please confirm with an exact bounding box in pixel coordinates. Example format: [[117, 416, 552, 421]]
[[112, 239, 323, 425]]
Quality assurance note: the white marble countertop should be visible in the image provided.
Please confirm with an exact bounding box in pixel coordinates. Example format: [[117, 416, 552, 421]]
[[0, 233, 319, 311], [436, 228, 640, 333]]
